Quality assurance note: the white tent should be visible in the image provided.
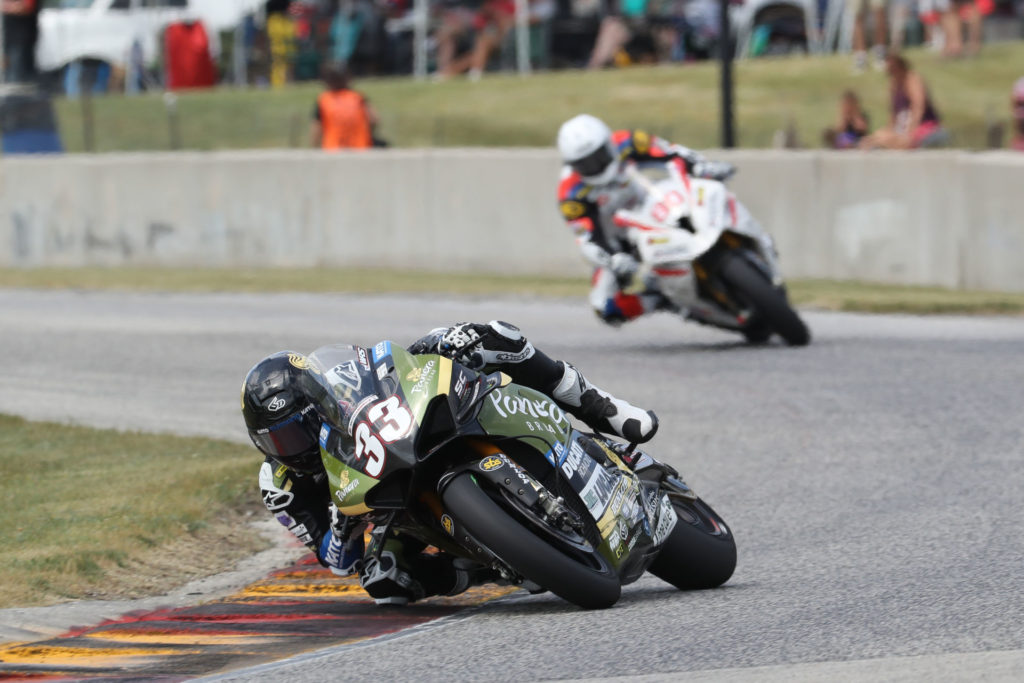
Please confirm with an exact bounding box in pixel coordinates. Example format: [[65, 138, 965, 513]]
[[37, 0, 265, 72]]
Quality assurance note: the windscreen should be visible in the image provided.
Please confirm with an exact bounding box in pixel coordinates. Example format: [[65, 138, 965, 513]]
[[300, 344, 379, 434]]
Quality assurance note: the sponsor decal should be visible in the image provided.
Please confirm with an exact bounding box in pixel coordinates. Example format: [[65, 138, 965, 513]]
[[267, 396, 287, 412], [646, 236, 671, 245], [408, 360, 437, 394], [262, 489, 293, 511], [319, 424, 330, 448], [454, 371, 468, 397], [274, 464, 288, 479], [274, 512, 295, 527], [560, 200, 586, 220], [328, 360, 362, 392], [652, 496, 678, 545], [441, 514, 454, 535], [479, 456, 504, 472], [579, 467, 620, 520], [372, 341, 392, 362], [487, 388, 570, 430], [697, 186, 705, 207], [495, 349, 532, 363], [608, 527, 621, 551], [287, 353, 310, 370], [357, 347, 371, 371], [335, 475, 361, 503], [376, 364, 389, 380]]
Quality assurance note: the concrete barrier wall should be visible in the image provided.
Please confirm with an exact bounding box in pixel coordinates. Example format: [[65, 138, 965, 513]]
[[3, 149, 1024, 291]]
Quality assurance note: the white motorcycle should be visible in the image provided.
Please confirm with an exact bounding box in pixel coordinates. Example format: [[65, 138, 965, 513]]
[[613, 160, 810, 346]]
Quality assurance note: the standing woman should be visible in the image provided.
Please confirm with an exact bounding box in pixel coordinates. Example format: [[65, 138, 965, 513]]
[[861, 53, 947, 149]]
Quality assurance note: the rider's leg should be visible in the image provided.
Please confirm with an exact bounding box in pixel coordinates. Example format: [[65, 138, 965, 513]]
[[439, 320, 659, 443], [359, 530, 492, 605]]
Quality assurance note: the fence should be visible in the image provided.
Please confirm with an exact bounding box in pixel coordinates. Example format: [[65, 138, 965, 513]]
[[2, 148, 1023, 291]]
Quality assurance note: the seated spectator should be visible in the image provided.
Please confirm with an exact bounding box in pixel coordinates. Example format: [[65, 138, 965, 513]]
[[587, 0, 650, 69], [310, 64, 377, 150], [1012, 77, 1024, 152], [824, 90, 870, 149], [860, 53, 947, 149], [435, 0, 516, 80]]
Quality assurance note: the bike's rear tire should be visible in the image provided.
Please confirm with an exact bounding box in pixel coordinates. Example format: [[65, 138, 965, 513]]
[[721, 254, 811, 346], [442, 472, 621, 609], [648, 496, 737, 590]]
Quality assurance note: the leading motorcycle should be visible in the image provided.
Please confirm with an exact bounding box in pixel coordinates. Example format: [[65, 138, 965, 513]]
[[613, 160, 810, 346], [299, 342, 736, 609]]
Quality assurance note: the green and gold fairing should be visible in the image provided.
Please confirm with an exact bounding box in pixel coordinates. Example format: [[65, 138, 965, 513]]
[[474, 377, 573, 456]]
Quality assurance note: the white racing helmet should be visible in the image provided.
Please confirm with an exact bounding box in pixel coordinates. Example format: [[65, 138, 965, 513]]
[[557, 114, 620, 186]]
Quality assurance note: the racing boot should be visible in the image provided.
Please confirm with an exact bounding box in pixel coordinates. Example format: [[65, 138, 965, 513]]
[[551, 362, 658, 443]]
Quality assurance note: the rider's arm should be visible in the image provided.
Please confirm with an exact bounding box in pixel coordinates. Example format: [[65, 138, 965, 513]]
[[258, 458, 331, 559], [558, 170, 617, 265], [622, 129, 735, 181]]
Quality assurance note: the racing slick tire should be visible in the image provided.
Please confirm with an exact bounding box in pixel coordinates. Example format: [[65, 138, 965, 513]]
[[648, 496, 737, 590], [442, 472, 621, 610], [721, 254, 811, 346]]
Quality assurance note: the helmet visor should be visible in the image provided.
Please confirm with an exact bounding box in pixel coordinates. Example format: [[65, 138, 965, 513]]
[[250, 406, 319, 465], [571, 144, 615, 179]]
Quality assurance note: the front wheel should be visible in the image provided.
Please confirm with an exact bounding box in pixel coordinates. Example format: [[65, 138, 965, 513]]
[[648, 496, 736, 590], [720, 254, 811, 346], [442, 472, 621, 609]]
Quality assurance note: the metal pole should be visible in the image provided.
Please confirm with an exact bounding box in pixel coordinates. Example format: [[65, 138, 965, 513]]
[[0, 10, 6, 85], [126, 0, 142, 94], [233, 18, 246, 87], [514, 0, 530, 75], [719, 0, 735, 148], [413, 0, 428, 80]]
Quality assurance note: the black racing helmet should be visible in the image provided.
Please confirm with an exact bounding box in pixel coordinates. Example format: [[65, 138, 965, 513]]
[[241, 351, 322, 473]]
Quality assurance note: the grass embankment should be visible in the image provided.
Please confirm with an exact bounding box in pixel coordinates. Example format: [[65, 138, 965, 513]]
[[1, 267, 1022, 316], [0, 415, 262, 608], [52, 43, 1024, 152]]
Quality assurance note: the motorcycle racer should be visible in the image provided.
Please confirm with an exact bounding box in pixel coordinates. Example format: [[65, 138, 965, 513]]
[[557, 113, 754, 325], [242, 321, 668, 605]]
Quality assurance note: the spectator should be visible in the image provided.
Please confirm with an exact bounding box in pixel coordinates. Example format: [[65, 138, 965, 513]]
[[2, 0, 40, 83], [1012, 77, 1024, 151], [824, 90, 870, 149], [266, 0, 297, 87], [436, 0, 516, 80], [860, 52, 947, 149], [939, 0, 993, 58], [587, 0, 649, 69], [311, 64, 377, 150], [847, 0, 888, 72]]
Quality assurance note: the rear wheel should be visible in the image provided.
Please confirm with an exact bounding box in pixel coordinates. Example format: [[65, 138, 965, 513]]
[[648, 496, 736, 590], [721, 254, 810, 346], [442, 472, 621, 609]]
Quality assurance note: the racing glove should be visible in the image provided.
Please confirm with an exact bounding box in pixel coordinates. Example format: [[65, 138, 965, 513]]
[[437, 321, 534, 369], [318, 504, 365, 576], [609, 252, 639, 279]]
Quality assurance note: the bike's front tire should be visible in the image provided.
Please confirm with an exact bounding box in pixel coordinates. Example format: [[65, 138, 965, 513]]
[[442, 472, 621, 610]]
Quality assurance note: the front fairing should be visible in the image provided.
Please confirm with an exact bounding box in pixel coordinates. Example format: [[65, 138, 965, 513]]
[[304, 343, 462, 514]]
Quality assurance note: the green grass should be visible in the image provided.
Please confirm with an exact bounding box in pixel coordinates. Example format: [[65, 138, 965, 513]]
[[0, 415, 261, 607], [2, 266, 1022, 316], [52, 43, 1024, 153]]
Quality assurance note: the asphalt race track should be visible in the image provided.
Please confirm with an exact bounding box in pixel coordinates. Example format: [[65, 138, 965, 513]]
[[1, 289, 1023, 681]]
